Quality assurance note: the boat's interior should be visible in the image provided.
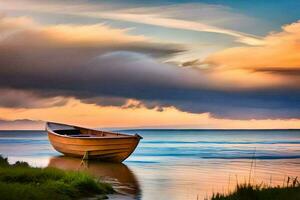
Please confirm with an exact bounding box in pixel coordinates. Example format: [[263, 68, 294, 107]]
[[47, 122, 132, 138], [55, 129, 90, 137], [54, 128, 127, 138]]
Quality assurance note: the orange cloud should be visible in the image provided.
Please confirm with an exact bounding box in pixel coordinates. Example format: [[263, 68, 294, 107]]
[[201, 20, 300, 89], [40, 24, 147, 46], [0, 15, 36, 31], [0, 15, 146, 47]]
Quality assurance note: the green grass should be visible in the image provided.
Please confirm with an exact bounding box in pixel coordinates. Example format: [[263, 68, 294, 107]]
[[211, 179, 300, 200], [0, 155, 114, 200]]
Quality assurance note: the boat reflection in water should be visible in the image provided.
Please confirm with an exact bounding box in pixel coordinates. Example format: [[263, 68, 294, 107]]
[[48, 156, 141, 199]]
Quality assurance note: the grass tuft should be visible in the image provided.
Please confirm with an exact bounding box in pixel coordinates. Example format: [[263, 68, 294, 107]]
[[0, 155, 114, 200], [211, 178, 300, 200]]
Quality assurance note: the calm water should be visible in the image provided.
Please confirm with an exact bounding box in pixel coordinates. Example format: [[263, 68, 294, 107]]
[[1, 129, 300, 200]]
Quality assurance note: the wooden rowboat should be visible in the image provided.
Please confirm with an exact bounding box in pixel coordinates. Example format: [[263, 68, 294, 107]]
[[46, 122, 142, 162]]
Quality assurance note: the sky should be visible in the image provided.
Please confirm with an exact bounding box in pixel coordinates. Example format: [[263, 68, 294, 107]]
[[0, 0, 300, 129]]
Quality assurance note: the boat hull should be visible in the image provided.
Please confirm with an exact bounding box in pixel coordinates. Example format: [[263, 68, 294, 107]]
[[47, 129, 141, 162]]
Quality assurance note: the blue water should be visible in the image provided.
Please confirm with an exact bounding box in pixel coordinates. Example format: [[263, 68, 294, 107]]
[[1, 129, 300, 200], [123, 129, 300, 161]]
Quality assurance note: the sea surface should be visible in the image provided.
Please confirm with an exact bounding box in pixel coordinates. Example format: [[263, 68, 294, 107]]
[[1, 129, 300, 200]]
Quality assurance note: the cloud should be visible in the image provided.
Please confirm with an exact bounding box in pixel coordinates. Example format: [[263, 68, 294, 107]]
[[145, 89, 300, 119], [0, 15, 299, 119], [0, 14, 36, 32], [0, 15, 201, 103], [0, 15, 182, 55], [0, 1, 263, 45], [0, 89, 68, 108], [252, 67, 300, 76], [198, 20, 300, 89], [89, 12, 263, 46]]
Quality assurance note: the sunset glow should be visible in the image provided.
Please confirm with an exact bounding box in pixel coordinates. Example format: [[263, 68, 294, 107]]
[[0, 0, 299, 129]]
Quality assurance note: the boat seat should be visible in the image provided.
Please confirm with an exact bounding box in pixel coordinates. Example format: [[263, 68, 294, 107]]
[[55, 129, 81, 136], [72, 135, 91, 137]]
